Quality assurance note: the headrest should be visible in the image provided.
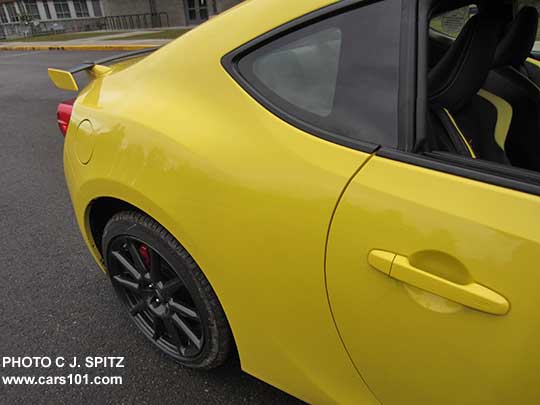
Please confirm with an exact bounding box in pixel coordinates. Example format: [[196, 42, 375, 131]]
[[494, 6, 538, 68], [429, 14, 502, 111]]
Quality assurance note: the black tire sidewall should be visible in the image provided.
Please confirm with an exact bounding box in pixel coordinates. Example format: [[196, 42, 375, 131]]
[[102, 212, 228, 369]]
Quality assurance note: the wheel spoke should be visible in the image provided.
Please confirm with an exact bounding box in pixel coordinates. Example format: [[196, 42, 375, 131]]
[[169, 299, 199, 320], [108, 235, 205, 358], [148, 250, 161, 283], [127, 241, 148, 276], [163, 317, 183, 353], [172, 314, 202, 349], [130, 300, 148, 316], [113, 275, 140, 293], [111, 250, 143, 281], [152, 317, 165, 341], [160, 279, 183, 297]]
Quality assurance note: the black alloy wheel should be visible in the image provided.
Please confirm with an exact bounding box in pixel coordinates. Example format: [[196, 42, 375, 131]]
[[102, 211, 232, 369]]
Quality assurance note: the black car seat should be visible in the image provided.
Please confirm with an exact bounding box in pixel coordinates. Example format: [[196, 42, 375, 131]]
[[483, 6, 540, 172], [425, 13, 507, 164], [496, 7, 540, 88]]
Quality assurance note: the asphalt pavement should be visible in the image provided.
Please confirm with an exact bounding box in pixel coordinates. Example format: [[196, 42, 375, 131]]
[[0, 51, 302, 404]]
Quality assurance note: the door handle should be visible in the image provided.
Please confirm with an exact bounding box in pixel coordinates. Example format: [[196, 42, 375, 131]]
[[368, 250, 509, 315]]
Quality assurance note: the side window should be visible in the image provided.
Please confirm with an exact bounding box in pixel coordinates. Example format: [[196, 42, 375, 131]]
[[430, 5, 477, 38], [237, 0, 402, 148], [252, 28, 342, 117]]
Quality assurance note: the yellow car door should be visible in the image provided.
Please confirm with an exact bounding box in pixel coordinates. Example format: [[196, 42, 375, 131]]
[[326, 155, 540, 404]]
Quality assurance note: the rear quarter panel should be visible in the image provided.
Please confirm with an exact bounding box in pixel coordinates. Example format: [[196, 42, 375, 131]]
[[64, 0, 379, 403]]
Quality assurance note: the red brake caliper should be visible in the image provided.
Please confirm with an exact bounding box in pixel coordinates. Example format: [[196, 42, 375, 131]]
[[139, 244, 152, 269]]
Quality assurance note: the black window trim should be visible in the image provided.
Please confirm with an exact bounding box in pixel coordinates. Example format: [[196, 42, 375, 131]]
[[221, 0, 415, 154]]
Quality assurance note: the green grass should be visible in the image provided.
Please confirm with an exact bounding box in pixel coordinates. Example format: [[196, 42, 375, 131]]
[[108, 28, 191, 41], [0, 31, 126, 42]]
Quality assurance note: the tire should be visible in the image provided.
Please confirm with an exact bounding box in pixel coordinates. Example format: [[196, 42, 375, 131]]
[[102, 211, 232, 369]]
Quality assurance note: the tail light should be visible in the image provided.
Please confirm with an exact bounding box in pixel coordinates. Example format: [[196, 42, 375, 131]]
[[57, 99, 75, 137]]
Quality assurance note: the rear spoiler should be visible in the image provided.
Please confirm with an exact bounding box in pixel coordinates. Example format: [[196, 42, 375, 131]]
[[48, 47, 158, 92]]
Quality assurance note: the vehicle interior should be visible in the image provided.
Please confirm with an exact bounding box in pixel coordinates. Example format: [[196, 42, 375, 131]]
[[418, 0, 540, 177]]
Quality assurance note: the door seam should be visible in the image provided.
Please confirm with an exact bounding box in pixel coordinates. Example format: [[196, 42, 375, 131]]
[[323, 151, 383, 405]]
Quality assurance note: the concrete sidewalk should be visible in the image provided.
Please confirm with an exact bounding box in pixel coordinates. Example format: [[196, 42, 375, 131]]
[[74, 30, 158, 41], [0, 29, 183, 51], [0, 39, 170, 51], [0, 38, 171, 51]]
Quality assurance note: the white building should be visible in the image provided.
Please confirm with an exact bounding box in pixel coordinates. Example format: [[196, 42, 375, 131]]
[[0, 1, 104, 23], [0, 1, 105, 38], [0, 0, 242, 39]]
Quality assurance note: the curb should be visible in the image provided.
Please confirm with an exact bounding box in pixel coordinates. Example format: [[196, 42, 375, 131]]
[[0, 44, 162, 51]]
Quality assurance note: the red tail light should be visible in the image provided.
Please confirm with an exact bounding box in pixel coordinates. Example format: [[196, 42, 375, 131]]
[[57, 99, 75, 137]]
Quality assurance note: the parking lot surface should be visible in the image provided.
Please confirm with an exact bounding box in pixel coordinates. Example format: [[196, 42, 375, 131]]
[[0, 51, 302, 404]]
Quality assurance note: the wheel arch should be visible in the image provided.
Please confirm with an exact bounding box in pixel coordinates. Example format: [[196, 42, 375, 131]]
[[85, 194, 240, 362], [88, 197, 141, 256], [78, 178, 184, 264]]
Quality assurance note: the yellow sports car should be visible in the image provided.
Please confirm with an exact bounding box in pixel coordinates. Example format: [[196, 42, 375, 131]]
[[49, 0, 540, 403]]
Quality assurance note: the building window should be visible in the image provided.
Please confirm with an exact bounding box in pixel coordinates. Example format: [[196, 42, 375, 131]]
[[0, 5, 9, 23], [21, 1, 40, 20], [185, 0, 209, 22], [73, 0, 89, 17], [6, 3, 19, 22], [53, 0, 71, 19], [199, 0, 208, 20], [187, 0, 196, 20], [43, 0, 52, 19], [91, 0, 102, 17]]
